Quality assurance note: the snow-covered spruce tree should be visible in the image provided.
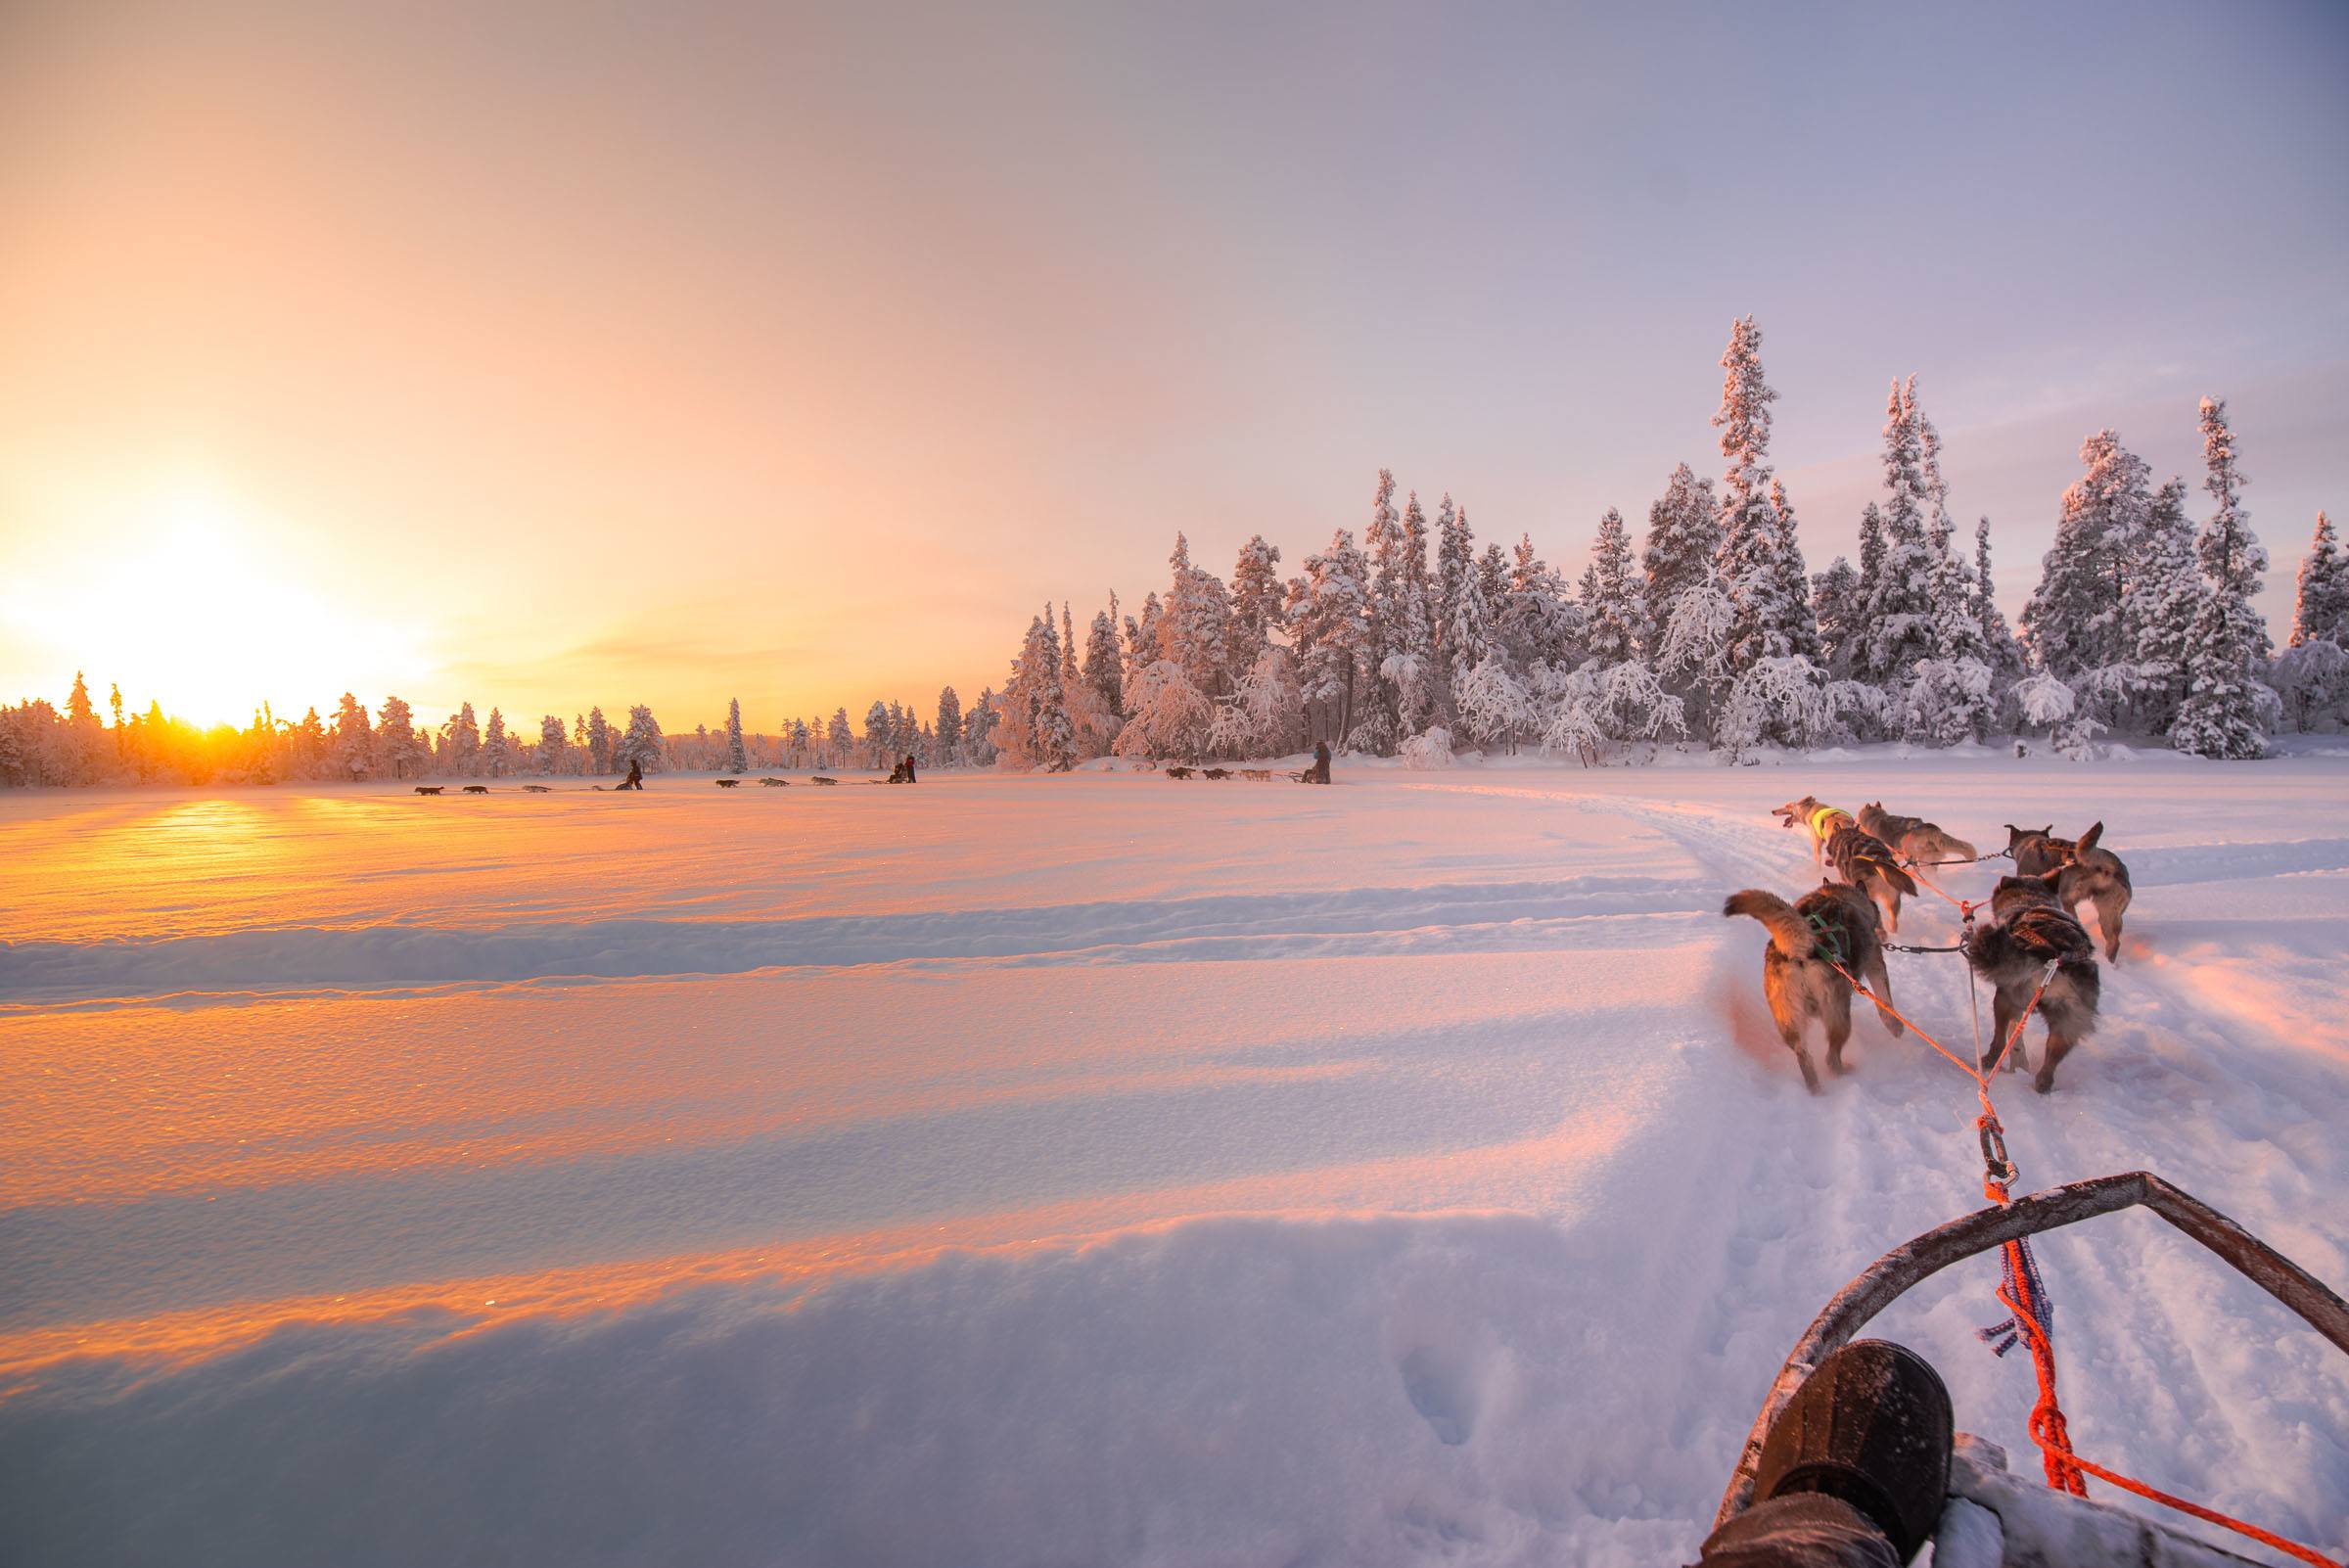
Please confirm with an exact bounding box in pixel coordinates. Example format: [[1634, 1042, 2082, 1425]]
[[1080, 608, 1124, 720], [1655, 572, 1737, 740], [538, 714, 567, 775], [2291, 512, 2348, 648], [1498, 532, 1586, 677], [1229, 535, 1285, 663], [1579, 507, 1643, 666], [584, 706, 614, 773], [619, 705, 664, 774], [1285, 528, 1371, 748], [331, 693, 373, 779], [483, 708, 510, 776], [824, 708, 852, 768], [442, 702, 482, 776], [1162, 534, 1234, 715], [1712, 318, 1810, 685], [962, 689, 998, 766], [1640, 462, 1721, 660], [1973, 518, 2027, 685], [1767, 478, 1819, 662], [1444, 518, 1497, 733], [1127, 590, 1164, 690], [1388, 492, 1440, 738], [1811, 558, 1862, 680], [2023, 430, 2151, 699], [862, 701, 892, 768], [724, 697, 748, 773], [2171, 396, 2273, 759], [1859, 378, 1940, 691], [935, 687, 962, 764], [2123, 477, 2206, 735], [1431, 494, 1470, 717], [2275, 638, 2349, 732]]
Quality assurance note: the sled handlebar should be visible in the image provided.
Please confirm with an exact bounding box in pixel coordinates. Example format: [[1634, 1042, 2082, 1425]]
[[1715, 1171, 2349, 1527]]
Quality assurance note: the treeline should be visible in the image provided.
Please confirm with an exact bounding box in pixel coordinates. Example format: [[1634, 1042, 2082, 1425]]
[[990, 317, 2343, 770], [0, 685, 1002, 788]]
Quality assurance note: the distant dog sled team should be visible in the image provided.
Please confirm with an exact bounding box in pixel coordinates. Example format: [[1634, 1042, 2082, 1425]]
[[1729, 796, 2133, 1096]]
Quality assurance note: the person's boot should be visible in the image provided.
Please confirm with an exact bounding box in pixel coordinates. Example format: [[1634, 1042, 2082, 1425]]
[[1749, 1339, 1953, 1562]]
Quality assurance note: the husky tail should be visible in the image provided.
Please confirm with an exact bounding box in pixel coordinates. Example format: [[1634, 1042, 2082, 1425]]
[[1724, 890, 1812, 959]]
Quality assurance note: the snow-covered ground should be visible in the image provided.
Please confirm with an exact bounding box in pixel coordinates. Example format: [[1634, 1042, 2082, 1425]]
[[3, 753, 2345, 1566]]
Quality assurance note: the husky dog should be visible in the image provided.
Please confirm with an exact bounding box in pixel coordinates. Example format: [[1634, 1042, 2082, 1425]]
[[414, 785, 444, 796], [1965, 871, 2101, 1093], [2004, 821, 2134, 962], [1773, 797, 1920, 934], [1725, 882, 1907, 1092], [522, 784, 552, 793], [462, 784, 489, 794], [2004, 823, 2075, 877], [758, 777, 790, 786], [1166, 765, 1196, 779], [714, 778, 741, 788], [1858, 803, 1977, 867]]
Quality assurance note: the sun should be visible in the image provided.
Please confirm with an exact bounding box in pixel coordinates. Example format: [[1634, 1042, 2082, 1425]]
[[10, 479, 427, 727]]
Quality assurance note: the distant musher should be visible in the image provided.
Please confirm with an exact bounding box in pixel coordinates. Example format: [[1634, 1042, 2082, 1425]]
[[618, 758, 644, 791], [1300, 741, 1331, 785]]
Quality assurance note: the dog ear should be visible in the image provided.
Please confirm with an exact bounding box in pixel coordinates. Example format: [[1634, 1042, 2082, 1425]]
[[2077, 821, 2103, 853]]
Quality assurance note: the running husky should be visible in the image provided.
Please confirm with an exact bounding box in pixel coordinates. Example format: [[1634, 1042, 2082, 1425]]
[[1965, 871, 2101, 1093], [1724, 882, 1906, 1092], [1857, 803, 1977, 867], [1772, 797, 1919, 934], [2004, 821, 2134, 962]]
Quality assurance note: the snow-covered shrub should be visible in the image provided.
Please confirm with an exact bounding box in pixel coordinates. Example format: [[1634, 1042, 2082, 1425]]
[[1541, 661, 1686, 766], [2014, 669, 2104, 759], [1452, 653, 1537, 755], [1398, 726, 1455, 769], [1715, 655, 1830, 759], [1113, 660, 1214, 762], [2274, 639, 2349, 732], [1902, 657, 1994, 747], [1825, 680, 1895, 746]]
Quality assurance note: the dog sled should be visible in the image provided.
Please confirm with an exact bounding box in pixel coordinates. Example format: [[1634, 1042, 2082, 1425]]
[[1716, 1172, 2349, 1566]]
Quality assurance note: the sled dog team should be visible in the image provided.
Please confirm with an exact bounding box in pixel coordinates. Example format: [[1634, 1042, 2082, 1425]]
[[1727, 797, 2134, 1095]]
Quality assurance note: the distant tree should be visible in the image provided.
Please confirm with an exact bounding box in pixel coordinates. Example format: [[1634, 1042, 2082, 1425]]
[[618, 705, 664, 774], [442, 702, 482, 776], [862, 701, 892, 769], [1286, 527, 1372, 746], [935, 687, 963, 764], [2290, 512, 2348, 648], [537, 715, 567, 774], [585, 706, 615, 773], [483, 708, 509, 775], [1579, 507, 1643, 667], [719, 697, 745, 773], [826, 708, 852, 768], [2172, 396, 2272, 759], [331, 692, 374, 779], [1811, 558, 1863, 679]]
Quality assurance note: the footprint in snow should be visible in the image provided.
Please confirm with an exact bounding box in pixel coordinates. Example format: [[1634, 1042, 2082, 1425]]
[[1399, 1345, 1478, 1446]]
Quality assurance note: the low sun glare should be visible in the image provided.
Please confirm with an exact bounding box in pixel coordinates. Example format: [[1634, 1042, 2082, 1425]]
[[8, 482, 427, 729]]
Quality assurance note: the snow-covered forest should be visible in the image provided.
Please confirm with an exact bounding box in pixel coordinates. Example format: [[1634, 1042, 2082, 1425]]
[[992, 319, 2348, 770], [0, 682, 1000, 788], [10, 320, 2348, 789]]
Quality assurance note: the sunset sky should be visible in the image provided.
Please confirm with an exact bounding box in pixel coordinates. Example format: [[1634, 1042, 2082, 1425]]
[[3, 1, 2345, 731]]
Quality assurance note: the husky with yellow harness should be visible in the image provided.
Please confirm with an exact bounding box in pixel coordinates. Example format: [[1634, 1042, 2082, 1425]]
[[1772, 796, 1920, 935]]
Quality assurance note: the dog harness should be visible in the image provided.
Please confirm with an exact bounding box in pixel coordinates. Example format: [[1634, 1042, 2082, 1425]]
[[1810, 805, 1854, 840]]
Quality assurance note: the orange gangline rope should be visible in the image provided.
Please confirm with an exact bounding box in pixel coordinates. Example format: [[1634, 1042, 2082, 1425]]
[[1822, 948, 2346, 1566]]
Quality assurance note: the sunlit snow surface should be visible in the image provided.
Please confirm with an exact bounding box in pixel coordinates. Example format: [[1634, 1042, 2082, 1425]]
[[3, 756, 2346, 1565]]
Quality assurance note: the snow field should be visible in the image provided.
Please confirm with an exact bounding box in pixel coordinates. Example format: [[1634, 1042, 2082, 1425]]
[[1, 754, 2345, 1565]]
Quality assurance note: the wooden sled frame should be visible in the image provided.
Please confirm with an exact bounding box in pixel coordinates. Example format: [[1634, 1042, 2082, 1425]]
[[1715, 1170, 2349, 1528]]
